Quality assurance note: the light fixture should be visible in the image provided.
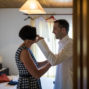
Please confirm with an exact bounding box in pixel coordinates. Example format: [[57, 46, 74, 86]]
[[19, 0, 46, 14]]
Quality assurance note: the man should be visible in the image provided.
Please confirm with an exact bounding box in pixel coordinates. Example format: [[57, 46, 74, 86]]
[[36, 19, 73, 89]]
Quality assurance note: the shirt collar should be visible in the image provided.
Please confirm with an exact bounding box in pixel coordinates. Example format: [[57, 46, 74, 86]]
[[59, 35, 69, 45]]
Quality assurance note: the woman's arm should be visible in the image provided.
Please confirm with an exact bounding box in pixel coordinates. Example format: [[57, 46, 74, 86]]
[[20, 49, 51, 79]]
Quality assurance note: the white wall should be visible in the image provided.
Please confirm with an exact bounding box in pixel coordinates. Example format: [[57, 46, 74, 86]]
[[0, 8, 72, 75], [0, 9, 30, 74]]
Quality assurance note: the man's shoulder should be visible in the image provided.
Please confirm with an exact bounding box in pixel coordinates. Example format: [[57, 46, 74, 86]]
[[65, 38, 73, 49], [68, 37, 73, 44]]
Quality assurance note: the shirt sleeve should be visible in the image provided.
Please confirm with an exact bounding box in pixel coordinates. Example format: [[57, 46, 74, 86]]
[[37, 39, 73, 66]]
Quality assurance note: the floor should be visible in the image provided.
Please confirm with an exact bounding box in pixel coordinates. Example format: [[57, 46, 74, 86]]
[[41, 77, 55, 89]]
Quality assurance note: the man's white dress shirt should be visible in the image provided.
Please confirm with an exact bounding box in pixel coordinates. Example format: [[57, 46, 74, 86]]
[[37, 35, 73, 89]]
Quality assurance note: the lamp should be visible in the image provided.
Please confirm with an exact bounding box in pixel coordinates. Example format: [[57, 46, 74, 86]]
[[19, 0, 46, 14]]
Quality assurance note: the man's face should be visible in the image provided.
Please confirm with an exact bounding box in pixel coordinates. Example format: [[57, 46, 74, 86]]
[[53, 23, 63, 39]]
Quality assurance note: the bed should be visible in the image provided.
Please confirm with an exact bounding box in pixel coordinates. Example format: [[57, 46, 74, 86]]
[[0, 75, 18, 89], [0, 75, 54, 89]]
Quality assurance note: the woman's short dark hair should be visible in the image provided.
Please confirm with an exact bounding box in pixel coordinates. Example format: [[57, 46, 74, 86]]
[[19, 25, 37, 40], [54, 19, 69, 34]]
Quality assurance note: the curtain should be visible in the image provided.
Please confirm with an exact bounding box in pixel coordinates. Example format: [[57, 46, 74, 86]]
[[30, 16, 57, 77]]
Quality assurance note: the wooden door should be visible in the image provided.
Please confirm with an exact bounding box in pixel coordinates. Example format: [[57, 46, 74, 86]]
[[73, 0, 89, 89]]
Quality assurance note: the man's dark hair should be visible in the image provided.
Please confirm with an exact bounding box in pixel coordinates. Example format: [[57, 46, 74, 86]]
[[54, 19, 69, 34], [19, 25, 37, 40]]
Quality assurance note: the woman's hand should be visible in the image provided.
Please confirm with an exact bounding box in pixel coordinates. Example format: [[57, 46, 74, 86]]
[[35, 35, 44, 42]]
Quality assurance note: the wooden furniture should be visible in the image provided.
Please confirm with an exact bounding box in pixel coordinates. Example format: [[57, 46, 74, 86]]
[[0, 68, 9, 75]]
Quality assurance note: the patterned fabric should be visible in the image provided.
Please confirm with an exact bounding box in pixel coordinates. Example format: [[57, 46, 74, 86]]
[[15, 46, 42, 89]]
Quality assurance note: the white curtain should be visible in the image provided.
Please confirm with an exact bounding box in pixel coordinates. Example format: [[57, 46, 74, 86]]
[[30, 16, 57, 77]]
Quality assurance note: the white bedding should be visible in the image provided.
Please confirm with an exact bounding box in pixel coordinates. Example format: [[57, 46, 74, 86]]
[[0, 75, 54, 89], [0, 75, 18, 89], [0, 82, 17, 89]]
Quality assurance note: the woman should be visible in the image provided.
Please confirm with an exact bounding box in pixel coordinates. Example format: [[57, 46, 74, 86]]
[[15, 25, 51, 89]]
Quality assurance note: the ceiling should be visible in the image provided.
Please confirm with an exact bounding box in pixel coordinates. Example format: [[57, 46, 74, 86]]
[[0, 0, 73, 8]]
